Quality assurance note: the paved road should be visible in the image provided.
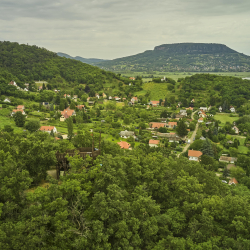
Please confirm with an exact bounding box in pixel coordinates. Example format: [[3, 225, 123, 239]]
[[177, 110, 198, 157]]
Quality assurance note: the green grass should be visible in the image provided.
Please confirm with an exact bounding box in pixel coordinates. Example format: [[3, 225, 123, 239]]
[[134, 82, 170, 100], [214, 113, 239, 126]]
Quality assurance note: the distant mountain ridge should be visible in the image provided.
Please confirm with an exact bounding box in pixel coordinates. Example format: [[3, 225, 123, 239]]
[[95, 43, 250, 72], [57, 52, 108, 65]]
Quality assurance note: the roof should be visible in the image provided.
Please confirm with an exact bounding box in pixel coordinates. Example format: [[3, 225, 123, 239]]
[[131, 97, 138, 101], [12, 109, 24, 113], [120, 131, 134, 136], [168, 122, 177, 126], [198, 117, 203, 121], [76, 105, 85, 110], [117, 141, 130, 149], [150, 122, 167, 129], [40, 126, 55, 131], [150, 100, 159, 105], [17, 105, 24, 109], [228, 178, 238, 185], [188, 150, 203, 157], [149, 139, 160, 145], [219, 156, 237, 162], [61, 109, 75, 118]]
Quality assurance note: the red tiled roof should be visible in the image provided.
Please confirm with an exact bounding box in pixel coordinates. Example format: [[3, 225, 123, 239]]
[[188, 150, 203, 157], [150, 122, 167, 129], [149, 139, 160, 145], [40, 126, 55, 131], [229, 178, 238, 185], [61, 109, 75, 118], [17, 105, 24, 109], [151, 101, 159, 105], [76, 105, 85, 110], [168, 122, 177, 126], [117, 141, 130, 149]]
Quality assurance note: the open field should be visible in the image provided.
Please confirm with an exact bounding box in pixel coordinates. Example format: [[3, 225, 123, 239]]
[[120, 71, 250, 82], [134, 82, 170, 100], [214, 113, 239, 126]]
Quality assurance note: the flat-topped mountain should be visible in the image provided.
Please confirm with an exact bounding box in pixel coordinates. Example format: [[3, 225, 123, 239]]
[[96, 43, 250, 72], [57, 52, 107, 65]]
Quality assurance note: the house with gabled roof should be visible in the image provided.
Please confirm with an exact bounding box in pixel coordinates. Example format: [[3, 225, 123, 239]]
[[4, 98, 11, 103], [150, 100, 160, 107], [168, 122, 177, 129], [230, 106, 235, 113], [39, 126, 57, 134], [149, 122, 167, 129], [129, 77, 135, 80], [232, 126, 239, 134], [131, 97, 138, 104], [228, 178, 238, 185], [198, 117, 204, 123], [219, 156, 237, 164], [17, 105, 25, 110], [60, 109, 76, 121], [11, 109, 26, 116], [76, 105, 85, 110], [188, 150, 202, 161], [9, 81, 17, 87], [149, 139, 160, 147]]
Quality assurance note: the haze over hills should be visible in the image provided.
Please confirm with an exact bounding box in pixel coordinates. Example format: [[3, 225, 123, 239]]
[[57, 52, 108, 65], [95, 43, 250, 72]]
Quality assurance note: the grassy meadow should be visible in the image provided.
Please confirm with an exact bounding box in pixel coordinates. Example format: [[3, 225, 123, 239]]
[[214, 113, 239, 126]]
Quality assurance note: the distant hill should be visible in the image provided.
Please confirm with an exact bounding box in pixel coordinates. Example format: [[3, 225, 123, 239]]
[[0, 41, 118, 88], [96, 43, 250, 72], [57, 52, 107, 65]]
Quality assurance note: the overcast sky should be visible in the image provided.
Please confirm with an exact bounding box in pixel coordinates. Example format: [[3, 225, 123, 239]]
[[1, 0, 250, 59]]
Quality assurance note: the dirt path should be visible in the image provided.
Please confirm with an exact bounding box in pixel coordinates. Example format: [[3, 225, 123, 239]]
[[177, 110, 198, 158]]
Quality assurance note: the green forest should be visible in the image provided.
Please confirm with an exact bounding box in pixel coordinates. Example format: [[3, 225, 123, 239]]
[[2, 41, 250, 249]]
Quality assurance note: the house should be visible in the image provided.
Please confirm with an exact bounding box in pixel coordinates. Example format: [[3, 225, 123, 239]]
[[115, 96, 121, 101], [24, 83, 29, 88], [64, 94, 71, 98], [200, 107, 208, 111], [9, 81, 17, 87], [17, 105, 25, 110], [150, 100, 160, 107], [3, 98, 11, 103], [88, 101, 95, 106], [168, 122, 177, 129], [95, 93, 100, 99], [120, 130, 135, 138], [180, 110, 187, 116], [23, 88, 28, 91], [186, 107, 193, 111], [38, 86, 43, 91], [109, 96, 113, 100], [149, 122, 167, 129], [87, 97, 91, 101], [72, 95, 78, 100], [161, 76, 166, 81], [149, 139, 160, 147], [40, 102, 49, 106], [199, 111, 207, 118], [129, 77, 135, 80], [131, 97, 138, 104], [11, 110, 26, 116], [103, 93, 107, 98], [230, 106, 235, 113], [60, 109, 76, 121], [76, 105, 85, 110], [228, 178, 238, 185], [117, 141, 131, 149], [191, 99, 195, 103], [219, 156, 237, 164], [219, 106, 222, 112], [232, 126, 239, 134], [188, 150, 202, 161], [157, 133, 181, 142], [39, 126, 57, 134], [198, 117, 204, 123]]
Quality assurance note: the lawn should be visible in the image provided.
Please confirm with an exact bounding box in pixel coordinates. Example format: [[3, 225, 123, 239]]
[[214, 113, 239, 126], [134, 82, 170, 100]]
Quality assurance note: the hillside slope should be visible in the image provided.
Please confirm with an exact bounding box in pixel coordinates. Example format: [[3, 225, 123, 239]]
[[0, 41, 117, 86], [96, 43, 250, 72], [57, 52, 107, 65]]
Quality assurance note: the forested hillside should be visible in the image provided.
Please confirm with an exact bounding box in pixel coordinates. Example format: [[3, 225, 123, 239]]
[[96, 43, 250, 72], [0, 41, 118, 85], [177, 74, 250, 108]]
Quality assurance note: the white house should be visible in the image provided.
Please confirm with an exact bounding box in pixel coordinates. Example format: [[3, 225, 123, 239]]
[[198, 117, 204, 123], [120, 130, 135, 138], [188, 150, 203, 161], [11, 109, 26, 116], [39, 126, 57, 134], [200, 107, 208, 111], [232, 126, 239, 134], [219, 106, 222, 112], [230, 106, 236, 113], [3, 98, 11, 103]]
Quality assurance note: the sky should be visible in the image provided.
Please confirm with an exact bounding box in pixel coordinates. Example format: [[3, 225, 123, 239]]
[[1, 0, 250, 59]]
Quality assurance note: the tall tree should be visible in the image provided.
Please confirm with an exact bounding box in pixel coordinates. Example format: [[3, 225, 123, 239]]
[[176, 120, 188, 136], [13, 111, 26, 127], [201, 138, 214, 157]]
